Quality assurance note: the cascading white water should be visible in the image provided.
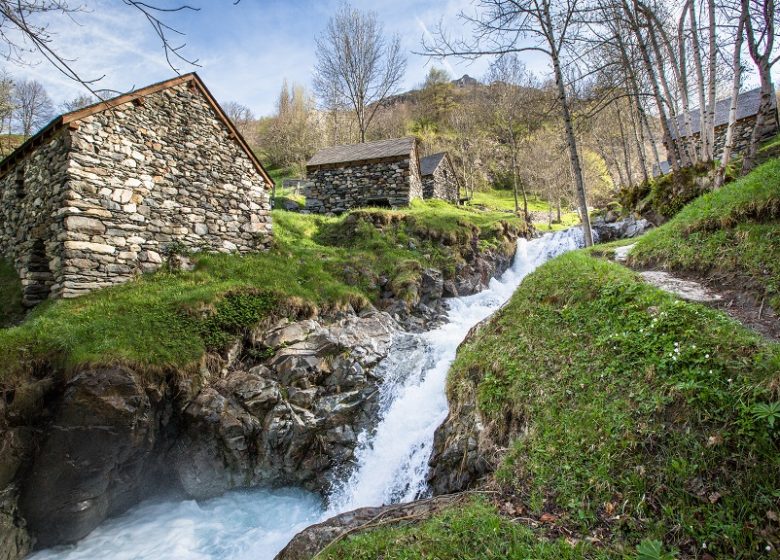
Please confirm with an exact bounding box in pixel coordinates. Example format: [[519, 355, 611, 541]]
[[31, 227, 587, 560]]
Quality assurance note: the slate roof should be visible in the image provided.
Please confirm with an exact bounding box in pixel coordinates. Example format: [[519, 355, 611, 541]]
[[0, 73, 274, 186], [669, 86, 777, 139], [420, 152, 447, 176], [652, 160, 672, 177], [307, 137, 416, 167]]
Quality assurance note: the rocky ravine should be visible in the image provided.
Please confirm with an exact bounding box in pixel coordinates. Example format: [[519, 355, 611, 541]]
[[0, 236, 519, 559]]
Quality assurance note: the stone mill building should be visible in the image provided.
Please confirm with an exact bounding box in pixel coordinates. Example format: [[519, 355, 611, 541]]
[[0, 73, 273, 306], [663, 85, 779, 168], [305, 137, 424, 213], [420, 152, 459, 203]]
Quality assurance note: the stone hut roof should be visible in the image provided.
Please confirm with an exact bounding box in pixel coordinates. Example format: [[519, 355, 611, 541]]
[[669, 85, 777, 140], [307, 137, 417, 169], [0, 73, 274, 187], [420, 152, 448, 176]]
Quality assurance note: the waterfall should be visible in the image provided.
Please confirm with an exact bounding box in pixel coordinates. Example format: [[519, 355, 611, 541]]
[[31, 227, 588, 560]]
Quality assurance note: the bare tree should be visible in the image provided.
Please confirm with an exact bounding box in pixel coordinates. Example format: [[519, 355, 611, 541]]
[[60, 93, 95, 112], [715, 0, 749, 187], [313, 3, 406, 143], [742, 0, 778, 173], [13, 79, 53, 135], [485, 55, 540, 219], [424, 0, 596, 245], [259, 80, 322, 172], [222, 100, 257, 142], [0, 1, 236, 99]]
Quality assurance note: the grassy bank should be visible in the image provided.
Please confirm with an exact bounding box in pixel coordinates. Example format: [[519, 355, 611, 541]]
[[470, 188, 580, 230], [0, 201, 524, 388], [455, 252, 779, 557], [322, 499, 610, 560], [328, 252, 780, 558], [629, 158, 780, 309]]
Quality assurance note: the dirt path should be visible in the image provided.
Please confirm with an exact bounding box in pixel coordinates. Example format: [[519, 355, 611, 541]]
[[615, 244, 780, 342]]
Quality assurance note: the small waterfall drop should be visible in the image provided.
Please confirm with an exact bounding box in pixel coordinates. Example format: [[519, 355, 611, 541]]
[[31, 227, 588, 560]]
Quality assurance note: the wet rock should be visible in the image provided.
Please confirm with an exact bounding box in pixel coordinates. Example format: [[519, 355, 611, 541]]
[[427, 318, 499, 496], [419, 268, 443, 304], [591, 216, 651, 243], [171, 311, 398, 497], [18, 366, 172, 548], [0, 486, 30, 560]]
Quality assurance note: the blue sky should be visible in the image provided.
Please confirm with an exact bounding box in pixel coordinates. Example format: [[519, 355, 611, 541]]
[[6, 0, 549, 116]]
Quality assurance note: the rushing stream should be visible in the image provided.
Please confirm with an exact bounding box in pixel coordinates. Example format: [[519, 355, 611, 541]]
[[31, 227, 588, 560]]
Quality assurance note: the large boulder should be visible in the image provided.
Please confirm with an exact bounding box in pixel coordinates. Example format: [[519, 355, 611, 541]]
[[171, 311, 398, 498], [18, 366, 174, 547]]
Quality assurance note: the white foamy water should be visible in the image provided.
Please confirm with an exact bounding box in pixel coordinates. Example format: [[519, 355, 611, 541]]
[[31, 228, 587, 560]]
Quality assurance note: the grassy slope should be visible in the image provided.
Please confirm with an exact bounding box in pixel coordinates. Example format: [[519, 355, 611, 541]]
[[322, 499, 611, 560], [471, 188, 580, 231], [329, 252, 780, 558], [629, 158, 780, 309], [0, 200, 524, 388]]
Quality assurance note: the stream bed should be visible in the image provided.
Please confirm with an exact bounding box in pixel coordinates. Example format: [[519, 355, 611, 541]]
[[31, 227, 587, 560]]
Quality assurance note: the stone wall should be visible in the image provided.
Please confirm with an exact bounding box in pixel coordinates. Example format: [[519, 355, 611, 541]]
[[0, 81, 273, 301], [305, 154, 423, 214], [0, 131, 72, 306], [422, 160, 458, 203], [669, 113, 779, 161]]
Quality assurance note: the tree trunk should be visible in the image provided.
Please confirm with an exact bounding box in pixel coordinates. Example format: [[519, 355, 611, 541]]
[[705, 0, 717, 157], [644, 11, 689, 166], [715, 0, 747, 188], [616, 104, 633, 185], [627, 93, 650, 184], [552, 53, 592, 246], [689, 0, 710, 160], [624, 0, 683, 171], [741, 63, 774, 173], [742, 0, 776, 174], [676, 1, 699, 162]]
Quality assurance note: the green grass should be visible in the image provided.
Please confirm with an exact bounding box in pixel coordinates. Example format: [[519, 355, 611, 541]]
[[0, 259, 24, 327], [0, 200, 524, 388], [321, 499, 614, 560], [445, 251, 780, 558], [470, 189, 580, 231], [629, 158, 780, 309]]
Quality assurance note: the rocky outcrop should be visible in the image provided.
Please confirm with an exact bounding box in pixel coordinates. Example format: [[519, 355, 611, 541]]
[[275, 494, 469, 560], [591, 215, 651, 243], [0, 310, 399, 553], [18, 366, 175, 548], [171, 311, 398, 498], [426, 319, 498, 496]]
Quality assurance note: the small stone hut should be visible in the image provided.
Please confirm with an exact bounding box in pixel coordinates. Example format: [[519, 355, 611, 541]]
[[0, 73, 273, 306], [305, 137, 423, 213], [664, 86, 779, 163], [420, 152, 459, 203]]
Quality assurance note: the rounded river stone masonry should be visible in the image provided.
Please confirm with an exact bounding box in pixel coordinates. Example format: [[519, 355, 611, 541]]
[[0, 73, 273, 306]]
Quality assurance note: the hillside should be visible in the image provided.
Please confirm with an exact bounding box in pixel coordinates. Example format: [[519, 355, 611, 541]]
[[317, 160, 780, 559], [0, 201, 525, 389]]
